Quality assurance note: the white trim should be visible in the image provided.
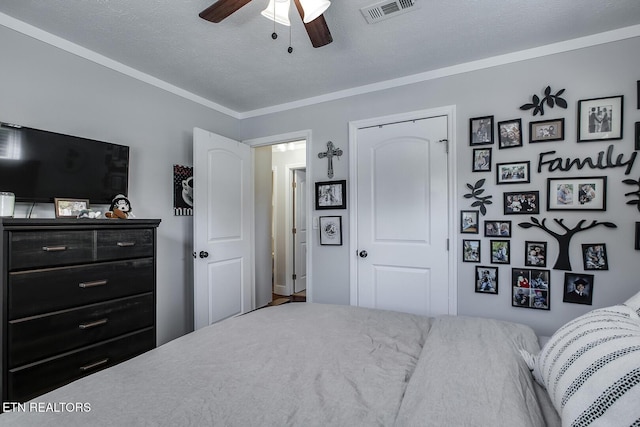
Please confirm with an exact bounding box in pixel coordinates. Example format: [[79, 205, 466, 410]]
[[348, 106, 458, 314], [0, 12, 239, 119], [2, 11, 638, 119], [244, 130, 313, 303]]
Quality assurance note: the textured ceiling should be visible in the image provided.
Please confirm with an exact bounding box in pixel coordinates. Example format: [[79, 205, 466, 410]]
[[1, 0, 639, 116]]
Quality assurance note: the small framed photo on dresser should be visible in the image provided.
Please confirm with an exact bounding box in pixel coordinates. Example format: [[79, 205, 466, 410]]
[[54, 198, 90, 218]]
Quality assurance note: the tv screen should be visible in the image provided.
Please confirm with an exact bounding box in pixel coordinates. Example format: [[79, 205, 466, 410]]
[[0, 122, 129, 204]]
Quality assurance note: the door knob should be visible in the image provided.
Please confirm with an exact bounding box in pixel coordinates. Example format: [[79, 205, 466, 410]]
[[199, 251, 209, 259], [359, 250, 368, 258]]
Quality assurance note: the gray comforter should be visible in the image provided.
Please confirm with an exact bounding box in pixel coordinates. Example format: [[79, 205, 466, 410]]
[[0, 303, 559, 426]]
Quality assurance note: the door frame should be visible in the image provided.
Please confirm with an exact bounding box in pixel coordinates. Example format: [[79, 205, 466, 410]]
[[348, 106, 458, 314], [244, 130, 313, 303]]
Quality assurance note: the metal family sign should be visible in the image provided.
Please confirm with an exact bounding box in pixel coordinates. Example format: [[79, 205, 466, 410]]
[[537, 144, 637, 175]]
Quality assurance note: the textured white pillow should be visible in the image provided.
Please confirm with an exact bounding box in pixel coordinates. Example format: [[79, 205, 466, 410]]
[[521, 305, 640, 426], [624, 290, 640, 316]]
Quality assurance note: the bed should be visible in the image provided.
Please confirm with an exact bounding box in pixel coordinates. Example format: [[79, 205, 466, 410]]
[[1, 302, 563, 426], [0, 301, 620, 427]]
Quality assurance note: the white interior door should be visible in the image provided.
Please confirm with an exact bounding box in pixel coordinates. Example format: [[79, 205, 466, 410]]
[[193, 128, 253, 330], [354, 116, 450, 316], [293, 169, 307, 293]]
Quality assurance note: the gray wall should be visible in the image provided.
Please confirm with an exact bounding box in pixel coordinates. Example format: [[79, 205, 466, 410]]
[[2, 18, 639, 340], [0, 24, 239, 345], [240, 36, 640, 337]]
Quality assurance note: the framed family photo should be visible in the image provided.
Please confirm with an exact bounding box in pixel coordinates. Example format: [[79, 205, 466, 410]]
[[547, 176, 606, 211], [496, 161, 530, 185], [315, 180, 346, 210], [577, 95, 623, 142], [475, 266, 498, 294], [472, 148, 492, 172], [460, 210, 479, 234], [563, 273, 594, 305], [484, 220, 511, 237], [503, 191, 540, 215], [525, 241, 547, 267], [463, 239, 481, 263], [497, 119, 522, 149], [512, 268, 550, 310], [469, 116, 494, 146], [54, 198, 90, 218], [582, 243, 608, 270], [529, 118, 564, 143], [490, 240, 510, 264]]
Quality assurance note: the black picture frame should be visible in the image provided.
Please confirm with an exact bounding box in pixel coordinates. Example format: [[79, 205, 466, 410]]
[[512, 268, 550, 310], [503, 191, 540, 215], [546, 176, 607, 211], [472, 148, 492, 172], [475, 266, 498, 294], [577, 95, 623, 142], [319, 216, 343, 245], [496, 161, 530, 185], [460, 210, 479, 234], [315, 180, 346, 210], [524, 241, 547, 267], [469, 116, 494, 146], [484, 220, 511, 237], [582, 243, 608, 270], [635, 122, 640, 150], [463, 239, 481, 263], [497, 119, 522, 149], [563, 273, 594, 305], [636, 222, 640, 250], [529, 118, 564, 143], [490, 239, 510, 264]]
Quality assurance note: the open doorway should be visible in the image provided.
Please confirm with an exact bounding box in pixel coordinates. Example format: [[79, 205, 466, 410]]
[[254, 140, 307, 307]]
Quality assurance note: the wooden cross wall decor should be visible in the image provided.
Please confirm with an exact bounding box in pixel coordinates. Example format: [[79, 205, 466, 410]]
[[318, 141, 343, 178]]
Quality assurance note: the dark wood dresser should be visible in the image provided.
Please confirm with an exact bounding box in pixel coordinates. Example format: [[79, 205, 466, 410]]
[[0, 218, 160, 404]]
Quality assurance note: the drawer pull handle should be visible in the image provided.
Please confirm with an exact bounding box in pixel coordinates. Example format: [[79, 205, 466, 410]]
[[42, 245, 67, 252], [79, 358, 109, 372], [78, 279, 108, 288], [79, 318, 108, 329], [117, 241, 136, 247]]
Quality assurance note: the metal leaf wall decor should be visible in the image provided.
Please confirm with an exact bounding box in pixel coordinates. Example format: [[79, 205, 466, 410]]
[[520, 86, 567, 116], [464, 179, 492, 215], [623, 176, 640, 212]]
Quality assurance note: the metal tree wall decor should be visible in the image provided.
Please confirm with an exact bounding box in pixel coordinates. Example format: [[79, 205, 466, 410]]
[[520, 86, 567, 116], [464, 179, 492, 215], [623, 176, 640, 212], [518, 217, 617, 270]]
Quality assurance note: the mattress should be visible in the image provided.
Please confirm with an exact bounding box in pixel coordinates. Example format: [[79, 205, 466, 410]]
[[0, 303, 559, 426]]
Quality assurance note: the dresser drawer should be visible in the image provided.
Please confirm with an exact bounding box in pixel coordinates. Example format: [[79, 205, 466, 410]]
[[7, 328, 154, 403], [9, 230, 94, 270], [8, 258, 155, 319], [8, 293, 154, 368], [97, 228, 154, 261]]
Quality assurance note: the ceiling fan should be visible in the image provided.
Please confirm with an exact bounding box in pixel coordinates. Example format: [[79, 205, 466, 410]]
[[199, 0, 333, 48]]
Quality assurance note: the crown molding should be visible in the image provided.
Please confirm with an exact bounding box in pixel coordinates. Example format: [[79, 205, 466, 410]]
[[2, 12, 639, 121]]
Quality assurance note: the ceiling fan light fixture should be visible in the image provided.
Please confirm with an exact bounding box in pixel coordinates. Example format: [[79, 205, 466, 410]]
[[299, 0, 331, 23], [261, 0, 292, 26]]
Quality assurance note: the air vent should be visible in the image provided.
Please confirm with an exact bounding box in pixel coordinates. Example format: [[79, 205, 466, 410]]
[[360, 0, 420, 24]]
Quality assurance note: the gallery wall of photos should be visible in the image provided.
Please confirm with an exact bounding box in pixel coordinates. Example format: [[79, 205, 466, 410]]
[[462, 83, 640, 311]]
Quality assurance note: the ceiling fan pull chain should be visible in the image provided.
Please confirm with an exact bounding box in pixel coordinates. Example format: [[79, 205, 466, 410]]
[[288, 25, 293, 53], [271, 0, 278, 39]]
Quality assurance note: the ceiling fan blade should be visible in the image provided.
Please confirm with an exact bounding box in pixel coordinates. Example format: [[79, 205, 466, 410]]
[[199, 0, 253, 23], [293, 0, 333, 48]]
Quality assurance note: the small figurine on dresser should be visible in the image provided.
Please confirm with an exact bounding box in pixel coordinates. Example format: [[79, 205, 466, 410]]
[[105, 194, 134, 219]]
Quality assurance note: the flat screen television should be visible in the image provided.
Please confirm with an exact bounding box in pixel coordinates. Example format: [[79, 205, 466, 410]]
[[0, 122, 129, 204]]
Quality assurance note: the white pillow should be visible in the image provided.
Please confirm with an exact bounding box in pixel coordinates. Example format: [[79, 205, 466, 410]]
[[624, 290, 640, 316], [521, 305, 640, 426]]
